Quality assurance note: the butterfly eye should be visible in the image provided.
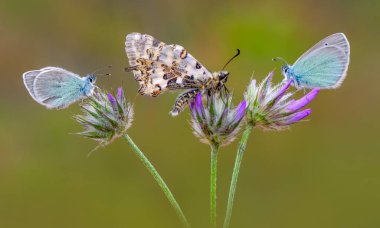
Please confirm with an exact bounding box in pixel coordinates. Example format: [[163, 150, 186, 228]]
[[88, 76, 96, 83], [219, 71, 229, 81]]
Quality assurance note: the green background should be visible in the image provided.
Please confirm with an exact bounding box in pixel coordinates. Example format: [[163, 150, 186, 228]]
[[0, 0, 379, 227]]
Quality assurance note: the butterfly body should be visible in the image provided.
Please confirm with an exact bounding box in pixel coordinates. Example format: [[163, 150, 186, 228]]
[[125, 32, 230, 115], [281, 66, 302, 87], [23, 67, 96, 109], [280, 33, 350, 89]]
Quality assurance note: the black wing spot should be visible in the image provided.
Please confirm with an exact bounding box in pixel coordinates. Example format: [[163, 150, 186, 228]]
[[183, 75, 195, 84], [167, 78, 177, 86], [153, 39, 160, 47], [196, 62, 201, 69], [324, 43, 328, 46], [163, 73, 175, 80]]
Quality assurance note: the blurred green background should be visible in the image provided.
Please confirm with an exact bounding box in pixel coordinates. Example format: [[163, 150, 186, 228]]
[[1, 0, 379, 227]]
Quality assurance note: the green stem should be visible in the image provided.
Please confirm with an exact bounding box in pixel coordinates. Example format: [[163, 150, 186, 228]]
[[210, 141, 220, 227], [123, 134, 190, 228], [223, 122, 254, 228]]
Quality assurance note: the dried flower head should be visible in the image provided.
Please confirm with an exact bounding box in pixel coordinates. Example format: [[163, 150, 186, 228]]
[[245, 72, 319, 130], [189, 92, 247, 146], [74, 87, 134, 147]]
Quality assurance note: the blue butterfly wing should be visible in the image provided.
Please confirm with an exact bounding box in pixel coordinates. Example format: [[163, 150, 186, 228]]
[[23, 69, 43, 103], [23, 67, 66, 102], [292, 46, 348, 88], [33, 68, 88, 109], [291, 33, 350, 89]]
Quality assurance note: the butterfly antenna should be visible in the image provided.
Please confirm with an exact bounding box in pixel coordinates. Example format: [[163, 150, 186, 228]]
[[222, 49, 241, 70], [92, 65, 112, 76], [272, 57, 288, 65]]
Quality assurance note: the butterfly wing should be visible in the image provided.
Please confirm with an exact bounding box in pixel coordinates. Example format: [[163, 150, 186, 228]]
[[32, 67, 88, 109], [23, 69, 44, 103], [23, 67, 69, 104], [292, 33, 350, 88], [125, 33, 212, 97], [125, 33, 163, 80]]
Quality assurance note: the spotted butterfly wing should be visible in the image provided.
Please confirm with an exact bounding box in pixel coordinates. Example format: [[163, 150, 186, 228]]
[[125, 32, 213, 97]]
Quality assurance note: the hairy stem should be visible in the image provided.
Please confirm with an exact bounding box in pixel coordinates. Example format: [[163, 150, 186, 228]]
[[210, 141, 220, 227], [223, 122, 254, 228], [123, 134, 190, 228]]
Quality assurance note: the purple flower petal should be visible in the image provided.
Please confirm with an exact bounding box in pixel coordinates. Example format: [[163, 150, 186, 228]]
[[286, 88, 320, 112], [108, 93, 117, 109], [221, 108, 229, 120], [95, 92, 102, 100], [274, 78, 293, 102], [265, 71, 274, 83], [189, 100, 197, 117], [189, 100, 195, 110], [234, 100, 247, 122], [264, 71, 274, 87], [117, 87, 123, 102], [195, 93, 204, 117], [249, 79, 256, 89], [259, 72, 274, 102], [285, 108, 312, 124]]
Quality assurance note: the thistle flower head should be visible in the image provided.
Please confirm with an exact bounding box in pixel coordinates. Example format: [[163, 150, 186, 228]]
[[245, 72, 319, 130], [189, 92, 247, 146], [74, 87, 134, 147]]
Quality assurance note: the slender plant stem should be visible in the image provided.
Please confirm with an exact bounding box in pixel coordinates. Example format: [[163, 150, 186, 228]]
[[123, 134, 190, 228], [223, 122, 254, 228], [210, 141, 220, 227]]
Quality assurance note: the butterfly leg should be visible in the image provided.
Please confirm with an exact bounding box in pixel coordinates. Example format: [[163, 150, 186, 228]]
[[170, 89, 200, 116], [124, 66, 138, 72]]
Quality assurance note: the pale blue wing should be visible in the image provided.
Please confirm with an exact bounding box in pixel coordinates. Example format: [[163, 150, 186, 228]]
[[23, 69, 43, 103], [292, 33, 350, 89], [33, 68, 88, 109], [292, 46, 348, 88], [294, 33, 350, 66], [23, 67, 66, 101]]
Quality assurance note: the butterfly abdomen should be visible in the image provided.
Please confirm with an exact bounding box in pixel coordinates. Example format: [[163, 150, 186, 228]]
[[171, 89, 200, 116]]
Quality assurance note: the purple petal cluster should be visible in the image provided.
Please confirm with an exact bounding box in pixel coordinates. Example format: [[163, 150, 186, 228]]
[[74, 87, 134, 146], [244, 72, 319, 130], [189, 92, 247, 146]]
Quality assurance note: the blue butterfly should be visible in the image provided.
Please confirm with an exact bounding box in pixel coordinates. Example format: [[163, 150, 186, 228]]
[[23, 67, 97, 109], [275, 33, 350, 89]]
